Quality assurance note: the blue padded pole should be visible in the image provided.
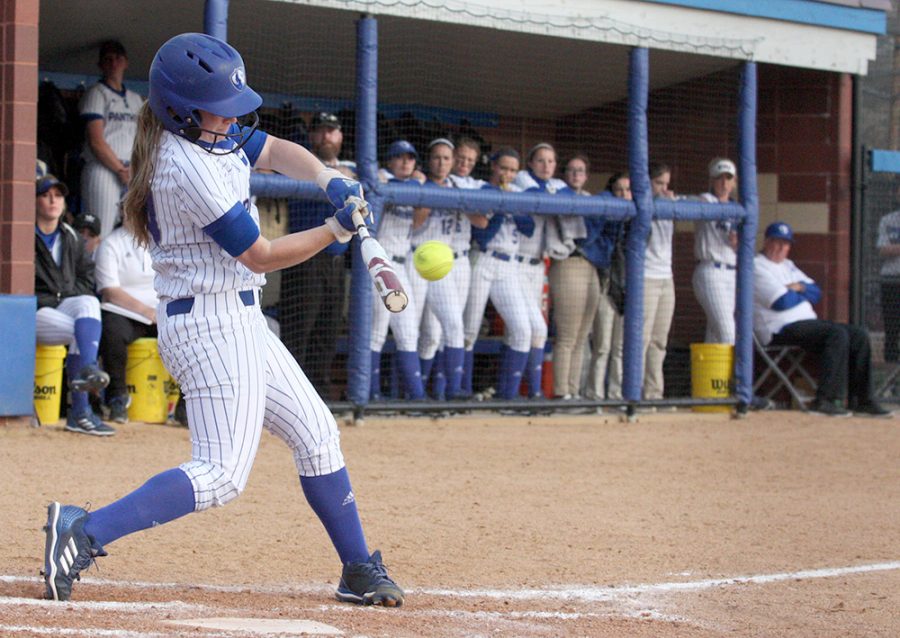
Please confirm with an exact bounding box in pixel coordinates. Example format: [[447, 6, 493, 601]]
[[203, 0, 229, 40], [623, 47, 651, 403], [347, 16, 378, 407], [735, 62, 759, 408]]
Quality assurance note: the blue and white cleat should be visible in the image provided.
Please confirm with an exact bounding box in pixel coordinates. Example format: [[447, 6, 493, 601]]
[[42, 502, 106, 601], [336, 550, 404, 607]]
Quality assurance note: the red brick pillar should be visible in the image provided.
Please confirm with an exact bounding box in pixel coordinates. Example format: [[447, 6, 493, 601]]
[[0, 0, 38, 295]]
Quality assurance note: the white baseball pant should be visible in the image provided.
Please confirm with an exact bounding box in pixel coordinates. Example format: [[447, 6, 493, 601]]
[[517, 258, 548, 349], [157, 289, 345, 511], [81, 162, 125, 238], [464, 252, 531, 352], [692, 262, 736, 344], [371, 255, 420, 352], [36, 295, 102, 355]]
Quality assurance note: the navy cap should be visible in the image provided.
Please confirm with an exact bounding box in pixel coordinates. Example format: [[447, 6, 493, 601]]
[[36, 174, 68, 197], [310, 111, 341, 130], [99, 39, 127, 62], [74, 213, 101, 237], [765, 221, 794, 243], [386, 140, 418, 160]]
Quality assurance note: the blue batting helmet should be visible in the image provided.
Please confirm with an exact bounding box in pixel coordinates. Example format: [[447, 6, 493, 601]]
[[149, 33, 262, 140]]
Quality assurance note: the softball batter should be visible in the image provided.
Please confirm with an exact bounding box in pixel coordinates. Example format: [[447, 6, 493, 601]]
[[42, 33, 403, 607]]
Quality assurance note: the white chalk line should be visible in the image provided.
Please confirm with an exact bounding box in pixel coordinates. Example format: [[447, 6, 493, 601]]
[[1, 560, 897, 624], [420, 560, 900, 602]]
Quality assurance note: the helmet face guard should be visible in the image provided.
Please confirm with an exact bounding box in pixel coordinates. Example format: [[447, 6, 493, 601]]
[[184, 111, 261, 156], [149, 33, 263, 154]]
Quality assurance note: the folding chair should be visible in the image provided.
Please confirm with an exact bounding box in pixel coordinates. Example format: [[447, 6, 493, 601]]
[[752, 333, 818, 411], [876, 363, 900, 401]]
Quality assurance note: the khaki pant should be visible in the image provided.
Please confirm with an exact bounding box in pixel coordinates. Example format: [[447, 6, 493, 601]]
[[641, 277, 675, 399], [586, 278, 622, 400], [549, 256, 600, 397]]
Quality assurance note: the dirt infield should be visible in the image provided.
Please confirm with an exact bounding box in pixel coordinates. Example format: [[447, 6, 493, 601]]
[[2, 409, 899, 637]]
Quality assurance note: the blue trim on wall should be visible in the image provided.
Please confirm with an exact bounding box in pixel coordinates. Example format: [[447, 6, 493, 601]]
[[643, 0, 886, 35], [870, 149, 900, 174]]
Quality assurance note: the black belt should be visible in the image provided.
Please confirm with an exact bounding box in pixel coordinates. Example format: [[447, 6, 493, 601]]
[[491, 250, 512, 262], [516, 255, 542, 266], [710, 261, 736, 271], [167, 290, 256, 317]]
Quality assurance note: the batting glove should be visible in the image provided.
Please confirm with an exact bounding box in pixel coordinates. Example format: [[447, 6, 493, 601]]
[[316, 168, 364, 210], [324, 202, 361, 244]]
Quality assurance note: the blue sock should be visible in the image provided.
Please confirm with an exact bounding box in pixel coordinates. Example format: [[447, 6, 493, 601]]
[[66, 354, 89, 414], [369, 350, 381, 400], [84, 468, 196, 548], [432, 350, 447, 400], [420, 356, 434, 388], [499, 349, 529, 399], [463, 349, 475, 396], [301, 467, 369, 565], [527, 347, 544, 398], [444, 346, 465, 398], [74, 318, 102, 365], [396, 350, 424, 399]]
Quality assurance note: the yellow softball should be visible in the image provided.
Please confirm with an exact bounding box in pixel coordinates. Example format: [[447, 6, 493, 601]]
[[413, 240, 454, 281]]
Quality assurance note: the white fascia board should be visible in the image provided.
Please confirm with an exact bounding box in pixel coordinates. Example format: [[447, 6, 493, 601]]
[[287, 0, 877, 74]]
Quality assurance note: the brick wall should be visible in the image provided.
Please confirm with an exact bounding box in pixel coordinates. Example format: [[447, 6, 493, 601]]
[[0, 0, 38, 296]]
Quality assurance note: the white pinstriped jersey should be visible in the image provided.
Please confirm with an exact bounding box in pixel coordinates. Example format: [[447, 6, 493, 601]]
[[694, 192, 737, 265], [376, 178, 415, 258], [148, 130, 266, 299], [514, 171, 564, 261], [479, 183, 522, 255], [412, 179, 460, 248], [79, 82, 143, 162], [449, 174, 485, 189]]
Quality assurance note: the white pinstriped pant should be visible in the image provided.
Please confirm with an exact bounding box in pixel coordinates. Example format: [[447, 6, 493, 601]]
[[417, 254, 471, 358], [692, 261, 736, 344], [464, 252, 531, 352], [36, 295, 102, 355], [81, 162, 125, 238], [157, 289, 345, 511], [516, 258, 548, 349]]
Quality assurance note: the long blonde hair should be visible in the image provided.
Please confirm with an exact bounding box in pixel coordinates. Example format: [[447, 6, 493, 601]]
[[123, 102, 165, 247]]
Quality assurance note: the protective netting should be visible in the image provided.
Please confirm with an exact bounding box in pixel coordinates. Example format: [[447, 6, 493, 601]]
[[232, 4, 361, 400], [236, 5, 748, 406], [857, 6, 900, 404]]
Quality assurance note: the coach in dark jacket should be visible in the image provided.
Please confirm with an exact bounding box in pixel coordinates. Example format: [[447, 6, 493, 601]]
[[35, 173, 114, 435]]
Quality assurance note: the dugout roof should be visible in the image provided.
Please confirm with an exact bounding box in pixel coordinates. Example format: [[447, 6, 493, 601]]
[[38, 0, 890, 119]]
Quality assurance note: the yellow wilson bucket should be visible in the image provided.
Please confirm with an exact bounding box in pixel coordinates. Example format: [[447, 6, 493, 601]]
[[126, 338, 169, 423], [34, 345, 67, 424], [690, 343, 734, 413]]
